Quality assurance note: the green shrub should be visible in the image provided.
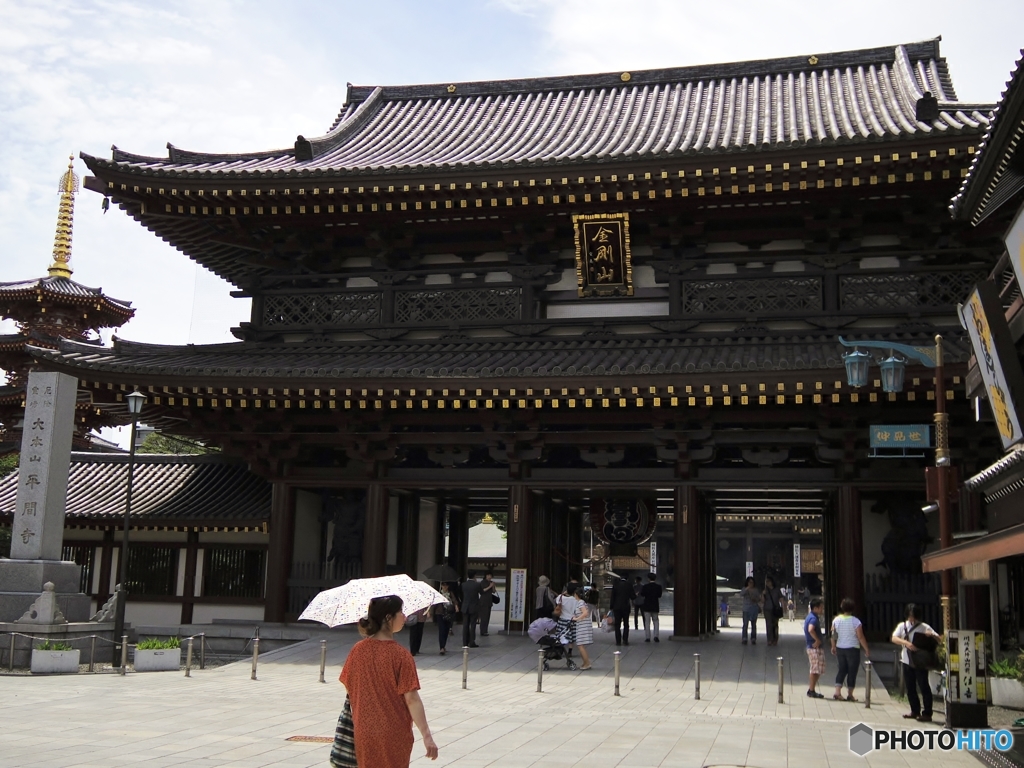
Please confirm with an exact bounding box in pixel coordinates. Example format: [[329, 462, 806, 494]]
[[36, 640, 73, 651], [991, 657, 1019, 679], [136, 637, 181, 650]]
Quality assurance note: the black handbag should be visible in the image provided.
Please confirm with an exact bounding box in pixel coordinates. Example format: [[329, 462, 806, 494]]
[[908, 624, 940, 670], [491, 593, 500, 604]]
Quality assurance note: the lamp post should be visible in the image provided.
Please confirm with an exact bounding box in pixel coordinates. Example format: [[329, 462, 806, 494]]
[[839, 335, 955, 633], [112, 388, 146, 665]]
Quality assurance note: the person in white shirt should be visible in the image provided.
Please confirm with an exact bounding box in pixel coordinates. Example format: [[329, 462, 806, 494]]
[[891, 603, 941, 722], [830, 597, 870, 701]]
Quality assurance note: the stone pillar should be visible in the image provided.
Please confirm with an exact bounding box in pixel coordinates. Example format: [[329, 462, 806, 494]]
[[0, 371, 88, 622], [836, 485, 864, 614], [264, 483, 295, 622], [362, 483, 389, 578], [673, 485, 700, 638]]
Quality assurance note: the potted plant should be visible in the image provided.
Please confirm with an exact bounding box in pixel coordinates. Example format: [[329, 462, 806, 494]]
[[30, 640, 80, 674], [990, 653, 1024, 709], [133, 637, 182, 672]]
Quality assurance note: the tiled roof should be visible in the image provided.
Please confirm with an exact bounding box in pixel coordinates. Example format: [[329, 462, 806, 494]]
[[84, 40, 990, 180], [0, 275, 133, 318], [965, 445, 1024, 492], [950, 49, 1024, 224], [0, 453, 270, 523], [31, 332, 972, 382]]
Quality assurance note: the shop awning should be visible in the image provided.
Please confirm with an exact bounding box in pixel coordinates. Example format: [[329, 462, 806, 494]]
[[921, 522, 1024, 572]]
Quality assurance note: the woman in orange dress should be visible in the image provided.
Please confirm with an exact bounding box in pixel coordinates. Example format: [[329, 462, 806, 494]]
[[340, 595, 439, 767]]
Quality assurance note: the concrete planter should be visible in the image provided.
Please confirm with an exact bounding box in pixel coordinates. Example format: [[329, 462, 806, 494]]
[[30, 648, 80, 674], [991, 677, 1024, 709], [133, 647, 181, 672]]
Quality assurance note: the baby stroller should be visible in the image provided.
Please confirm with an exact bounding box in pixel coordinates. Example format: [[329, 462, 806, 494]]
[[528, 617, 577, 670]]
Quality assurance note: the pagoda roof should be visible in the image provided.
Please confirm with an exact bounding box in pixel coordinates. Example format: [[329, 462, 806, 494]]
[[0, 274, 133, 324], [951, 49, 1024, 224], [30, 331, 971, 384], [0, 452, 270, 525], [84, 40, 990, 181]]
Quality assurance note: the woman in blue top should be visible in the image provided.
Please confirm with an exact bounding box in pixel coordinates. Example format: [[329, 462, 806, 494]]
[[830, 597, 870, 701]]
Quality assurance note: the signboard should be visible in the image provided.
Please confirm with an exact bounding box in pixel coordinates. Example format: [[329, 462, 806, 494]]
[[612, 545, 650, 570], [1004, 205, 1024, 298], [793, 544, 802, 577], [869, 424, 931, 449], [508, 568, 527, 624], [572, 212, 634, 297], [961, 281, 1024, 450], [946, 630, 987, 704], [649, 541, 658, 573], [745, 561, 754, 578], [801, 548, 824, 574]]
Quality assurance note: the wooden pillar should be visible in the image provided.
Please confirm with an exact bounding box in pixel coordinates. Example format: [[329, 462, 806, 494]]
[[836, 485, 865, 615], [446, 504, 469, 578], [567, 507, 583, 584], [396, 493, 420, 578], [180, 529, 199, 625], [96, 528, 114, 607], [674, 485, 700, 638], [362, 483, 389, 578], [505, 484, 531, 630], [265, 482, 296, 622], [530, 492, 552, 590]]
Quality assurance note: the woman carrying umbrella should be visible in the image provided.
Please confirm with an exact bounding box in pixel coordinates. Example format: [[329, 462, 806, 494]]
[[338, 595, 439, 766]]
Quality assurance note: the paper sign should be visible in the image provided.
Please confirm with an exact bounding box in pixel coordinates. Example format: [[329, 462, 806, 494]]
[[793, 544, 802, 577], [508, 568, 527, 623]]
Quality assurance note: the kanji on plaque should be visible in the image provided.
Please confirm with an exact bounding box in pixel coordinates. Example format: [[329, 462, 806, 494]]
[[573, 213, 634, 297]]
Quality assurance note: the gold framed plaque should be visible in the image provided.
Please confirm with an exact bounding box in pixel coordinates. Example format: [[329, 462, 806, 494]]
[[572, 212, 633, 297]]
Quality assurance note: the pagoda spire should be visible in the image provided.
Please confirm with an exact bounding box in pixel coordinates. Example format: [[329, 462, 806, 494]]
[[47, 155, 79, 279]]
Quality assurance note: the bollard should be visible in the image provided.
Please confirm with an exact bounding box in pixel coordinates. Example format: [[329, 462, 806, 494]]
[[864, 660, 872, 709], [319, 639, 327, 684], [185, 637, 194, 678], [694, 653, 701, 700], [119, 635, 128, 675], [8, 633, 14, 672], [537, 648, 544, 693], [462, 646, 469, 690], [777, 657, 785, 704], [88, 636, 96, 674], [251, 637, 260, 680], [894, 649, 905, 696], [614, 651, 621, 696], [200, 632, 206, 670]]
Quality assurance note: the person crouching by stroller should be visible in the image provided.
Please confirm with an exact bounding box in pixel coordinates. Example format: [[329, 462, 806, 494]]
[[528, 617, 576, 670]]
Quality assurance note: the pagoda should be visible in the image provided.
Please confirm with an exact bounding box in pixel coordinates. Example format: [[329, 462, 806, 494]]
[[0, 157, 135, 451]]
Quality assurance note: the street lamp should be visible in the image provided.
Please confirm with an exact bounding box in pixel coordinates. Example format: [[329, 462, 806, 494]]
[[838, 335, 955, 632], [112, 388, 146, 666]]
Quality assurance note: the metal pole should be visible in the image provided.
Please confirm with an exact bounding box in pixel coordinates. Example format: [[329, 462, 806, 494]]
[[185, 637, 193, 677], [895, 649, 905, 696], [614, 650, 621, 696], [200, 632, 206, 670], [112, 410, 141, 664], [8, 633, 14, 672], [694, 653, 701, 700], [251, 637, 259, 680], [537, 649, 544, 692], [864, 660, 873, 708], [933, 335, 956, 634], [462, 646, 469, 690], [119, 634, 128, 675], [319, 639, 327, 684], [777, 656, 785, 704], [88, 636, 96, 673]]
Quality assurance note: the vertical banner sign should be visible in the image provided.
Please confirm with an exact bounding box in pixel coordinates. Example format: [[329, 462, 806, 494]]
[[649, 541, 658, 573], [746, 561, 754, 578], [572, 213, 634, 297], [509, 568, 527, 623], [961, 281, 1024, 450], [793, 544, 802, 577], [946, 630, 987, 704]]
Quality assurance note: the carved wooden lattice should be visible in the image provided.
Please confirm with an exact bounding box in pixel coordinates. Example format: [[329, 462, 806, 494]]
[[262, 292, 381, 327], [394, 287, 521, 324], [840, 270, 987, 310], [681, 277, 822, 316]]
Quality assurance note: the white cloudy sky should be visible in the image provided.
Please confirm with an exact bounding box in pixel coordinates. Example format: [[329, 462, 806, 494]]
[[2, 0, 1023, 350]]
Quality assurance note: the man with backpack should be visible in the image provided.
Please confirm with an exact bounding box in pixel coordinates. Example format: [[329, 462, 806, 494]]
[[610, 575, 633, 646], [631, 576, 644, 630], [891, 603, 941, 722], [640, 573, 664, 643]]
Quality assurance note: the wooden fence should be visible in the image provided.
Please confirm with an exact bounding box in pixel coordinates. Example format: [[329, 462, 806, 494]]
[[863, 572, 941, 636]]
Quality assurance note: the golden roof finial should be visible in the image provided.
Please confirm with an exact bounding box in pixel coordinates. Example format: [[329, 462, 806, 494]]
[[48, 155, 79, 279]]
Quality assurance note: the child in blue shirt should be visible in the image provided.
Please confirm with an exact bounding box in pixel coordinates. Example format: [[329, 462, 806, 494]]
[[803, 597, 825, 698]]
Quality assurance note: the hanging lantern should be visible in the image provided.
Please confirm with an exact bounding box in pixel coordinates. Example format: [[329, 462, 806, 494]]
[[842, 348, 871, 388], [589, 498, 657, 549], [879, 354, 906, 393]]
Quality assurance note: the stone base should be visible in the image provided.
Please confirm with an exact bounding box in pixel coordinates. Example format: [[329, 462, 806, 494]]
[[0, 621, 116, 669], [0, 559, 89, 622]]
